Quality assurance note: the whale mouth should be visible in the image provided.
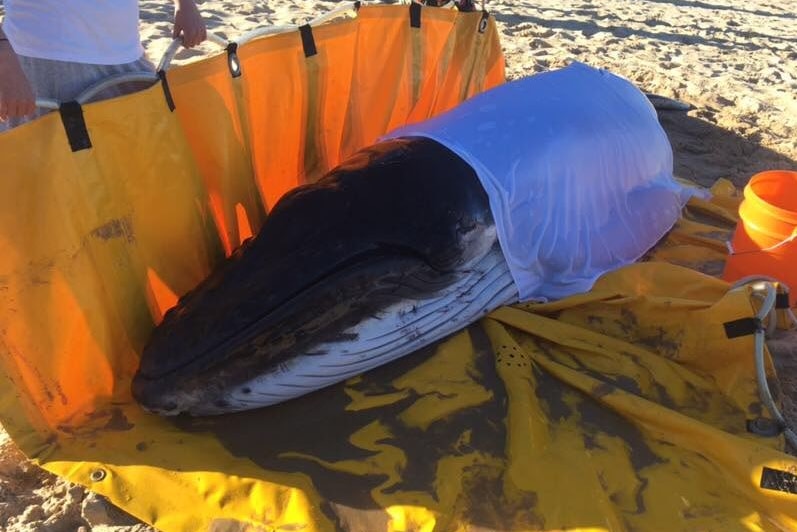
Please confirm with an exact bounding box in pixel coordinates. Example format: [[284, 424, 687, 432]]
[[131, 137, 516, 416]]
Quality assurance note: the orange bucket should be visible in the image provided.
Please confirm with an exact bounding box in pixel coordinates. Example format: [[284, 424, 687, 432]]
[[723, 170, 797, 307]]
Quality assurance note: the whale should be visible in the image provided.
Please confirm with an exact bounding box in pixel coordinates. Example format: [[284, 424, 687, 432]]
[[132, 137, 518, 416], [132, 63, 689, 417]]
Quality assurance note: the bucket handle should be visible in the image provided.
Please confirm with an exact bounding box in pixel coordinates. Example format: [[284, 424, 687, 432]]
[[727, 227, 797, 255]]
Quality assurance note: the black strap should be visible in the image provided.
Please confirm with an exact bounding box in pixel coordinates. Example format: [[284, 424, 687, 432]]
[[761, 466, 797, 495], [746, 417, 783, 437], [299, 25, 317, 58], [354, 1, 362, 11], [409, 2, 422, 28], [478, 10, 490, 33], [776, 292, 791, 309], [723, 317, 763, 339], [157, 70, 176, 112], [59, 101, 91, 152], [226, 42, 242, 78]]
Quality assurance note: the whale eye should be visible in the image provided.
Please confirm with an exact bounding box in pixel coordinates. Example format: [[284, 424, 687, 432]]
[[242, 387, 252, 394]]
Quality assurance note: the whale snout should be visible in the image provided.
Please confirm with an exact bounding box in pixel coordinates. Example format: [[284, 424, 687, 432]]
[[132, 373, 208, 416], [131, 375, 179, 415]]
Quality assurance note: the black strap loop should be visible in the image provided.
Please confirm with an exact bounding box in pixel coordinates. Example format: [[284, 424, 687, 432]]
[[746, 417, 783, 437], [226, 42, 242, 78], [776, 292, 791, 309], [299, 25, 317, 58], [157, 70, 176, 112], [409, 2, 422, 28], [59, 101, 92, 152], [761, 466, 797, 495], [723, 317, 763, 339]]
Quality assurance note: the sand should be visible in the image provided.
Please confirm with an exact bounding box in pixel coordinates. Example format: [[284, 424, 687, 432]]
[[1, 0, 796, 530]]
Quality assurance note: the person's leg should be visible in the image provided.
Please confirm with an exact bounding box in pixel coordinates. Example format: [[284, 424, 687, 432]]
[[0, 54, 155, 132]]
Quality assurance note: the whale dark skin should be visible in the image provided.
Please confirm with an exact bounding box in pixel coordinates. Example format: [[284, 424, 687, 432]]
[[132, 137, 513, 416]]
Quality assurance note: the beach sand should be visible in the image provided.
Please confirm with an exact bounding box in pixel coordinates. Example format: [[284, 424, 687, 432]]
[[1, 0, 796, 530]]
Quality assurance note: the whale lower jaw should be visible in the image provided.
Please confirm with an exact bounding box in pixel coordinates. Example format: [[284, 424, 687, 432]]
[[187, 244, 517, 416]]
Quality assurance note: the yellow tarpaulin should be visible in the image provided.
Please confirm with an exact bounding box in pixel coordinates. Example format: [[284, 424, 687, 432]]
[[1, 4, 795, 531]]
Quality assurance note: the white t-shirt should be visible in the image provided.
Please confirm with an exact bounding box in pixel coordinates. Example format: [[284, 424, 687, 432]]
[[2, 0, 144, 65], [385, 63, 702, 302]]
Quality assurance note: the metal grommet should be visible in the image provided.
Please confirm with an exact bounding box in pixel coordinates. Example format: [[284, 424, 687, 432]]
[[226, 42, 242, 78], [229, 55, 241, 77], [90, 469, 107, 482], [477, 11, 489, 33]]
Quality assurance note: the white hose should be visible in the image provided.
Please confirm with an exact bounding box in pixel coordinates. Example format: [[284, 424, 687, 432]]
[[731, 275, 797, 330], [35, 71, 159, 110], [237, 2, 359, 46], [34, 98, 59, 110], [157, 31, 230, 72], [76, 72, 159, 104], [740, 280, 797, 447]]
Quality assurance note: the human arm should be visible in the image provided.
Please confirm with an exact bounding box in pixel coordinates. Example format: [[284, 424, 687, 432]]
[[0, 26, 36, 121], [173, 0, 207, 48]]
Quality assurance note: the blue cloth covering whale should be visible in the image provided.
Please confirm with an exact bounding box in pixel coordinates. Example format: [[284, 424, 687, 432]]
[[385, 62, 702, 302]]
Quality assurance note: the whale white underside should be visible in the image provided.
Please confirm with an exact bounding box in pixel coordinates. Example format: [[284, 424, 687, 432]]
[[192, 244, 517, 415]]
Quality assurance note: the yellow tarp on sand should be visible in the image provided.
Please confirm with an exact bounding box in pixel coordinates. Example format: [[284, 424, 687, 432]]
[[1, 4, 796, 531]]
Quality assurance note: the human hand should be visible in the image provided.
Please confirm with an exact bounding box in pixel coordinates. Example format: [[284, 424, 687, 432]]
[[173, 0, 207, 48], [0, 46, 36, 121]]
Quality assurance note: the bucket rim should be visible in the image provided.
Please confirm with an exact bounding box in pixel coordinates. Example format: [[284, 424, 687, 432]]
[[744, 169, 797, 225]]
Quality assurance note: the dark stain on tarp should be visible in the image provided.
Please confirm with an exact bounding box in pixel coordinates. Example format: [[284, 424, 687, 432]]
[[103, 408, 134, 431], [381, 324, 508, 497], [583, 432, 608, 451], [672, 380, 750, 435], [174, 324, 517, 529], [460, 462, 545, 530], [91, 217, 135, 243], [59, 407, 134, 436], [176, 378, 397, 507], [1, 333, 64, 405], [27, 258, 55, 286], [618, 308, 639, 336], [651, 381, 678, 410], [577, 385, 668, 515], [586, 315, 606, 327], [614, 375, 643, 396], [592, 383, 615, 399], [636, 327, 681, 359], [531, 341, 574, 421]]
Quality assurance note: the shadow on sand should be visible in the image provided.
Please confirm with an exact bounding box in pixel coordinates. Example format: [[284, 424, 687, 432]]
[[495, 10, 796, 54], [656, 109, 797, 188]]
